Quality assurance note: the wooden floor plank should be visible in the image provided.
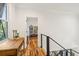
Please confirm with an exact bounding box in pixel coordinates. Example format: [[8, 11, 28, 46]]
[[22, 37, 46, 56]]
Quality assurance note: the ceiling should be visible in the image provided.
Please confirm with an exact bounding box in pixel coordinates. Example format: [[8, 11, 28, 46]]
[[15, 3, 79, 13]]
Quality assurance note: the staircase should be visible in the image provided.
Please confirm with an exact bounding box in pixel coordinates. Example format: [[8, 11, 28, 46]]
[[22, 37, 46, 56], [40, 34, 79, 56], [21, 34, 79, 56]]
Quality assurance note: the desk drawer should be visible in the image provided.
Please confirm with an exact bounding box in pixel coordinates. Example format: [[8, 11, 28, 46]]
[[0, 49, 17, 56]]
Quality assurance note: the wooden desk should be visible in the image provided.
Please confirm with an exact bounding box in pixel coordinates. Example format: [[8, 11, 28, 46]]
[[0, 37, 25, 56]]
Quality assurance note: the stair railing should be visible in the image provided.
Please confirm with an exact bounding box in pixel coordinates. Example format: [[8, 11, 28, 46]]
[[40, 34, 79, 56]]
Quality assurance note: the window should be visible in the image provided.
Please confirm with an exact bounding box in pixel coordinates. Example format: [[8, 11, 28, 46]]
[[0, 3, 8, 41]]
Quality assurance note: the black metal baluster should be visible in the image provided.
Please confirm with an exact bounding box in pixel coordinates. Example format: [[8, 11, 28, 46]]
[[47, 36, 50, 56], [41, 34, 42, 48], [58, 50, 63, 56], [65, 50, 68, 56], [70, 49, 74, 56], [61, 50, 63, 56]]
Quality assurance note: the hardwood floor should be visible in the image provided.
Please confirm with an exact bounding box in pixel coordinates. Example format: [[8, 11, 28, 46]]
[[22, 36, 46, 56]]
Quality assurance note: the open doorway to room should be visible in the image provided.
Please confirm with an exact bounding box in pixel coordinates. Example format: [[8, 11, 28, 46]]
[[26, 17, 38, 45]]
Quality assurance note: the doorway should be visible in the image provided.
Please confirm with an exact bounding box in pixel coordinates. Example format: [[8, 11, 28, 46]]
[[26, 17, 38, 45]]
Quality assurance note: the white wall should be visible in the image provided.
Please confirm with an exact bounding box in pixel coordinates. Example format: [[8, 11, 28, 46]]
[[7, 4, 79, 51], [14, 7, 41, 47], [15, 7, 39, 37], [7, 3, 16, 39], [27, 17, 38, 26], [38, 12, 78, 50]]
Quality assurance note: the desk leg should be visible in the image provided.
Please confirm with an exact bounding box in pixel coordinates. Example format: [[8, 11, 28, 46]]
[[17, 49, 19, 56], [23, 40, 25, 56]]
